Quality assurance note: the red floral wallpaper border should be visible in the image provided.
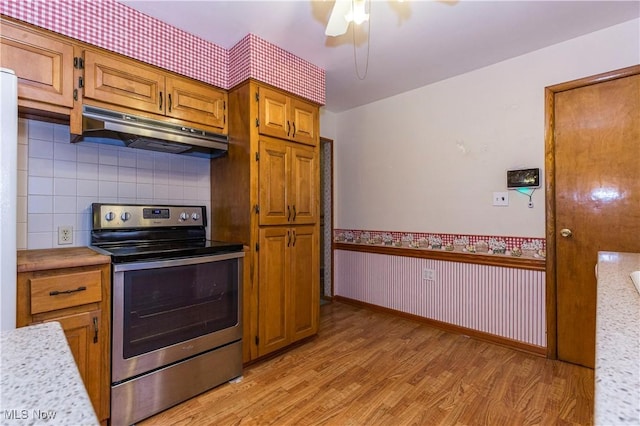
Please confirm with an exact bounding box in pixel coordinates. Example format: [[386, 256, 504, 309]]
[[334, 229, 546, 258]]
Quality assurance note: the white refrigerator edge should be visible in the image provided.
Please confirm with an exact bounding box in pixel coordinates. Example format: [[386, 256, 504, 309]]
[[0, 68, 18, 331]]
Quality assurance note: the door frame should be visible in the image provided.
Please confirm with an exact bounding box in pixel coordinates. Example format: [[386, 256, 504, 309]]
[[543, 64, 640, 359], [320, 136, 335, 299]]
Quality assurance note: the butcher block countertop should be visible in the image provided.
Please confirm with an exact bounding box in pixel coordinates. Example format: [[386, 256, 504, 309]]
[[17, 247, 110, 273]]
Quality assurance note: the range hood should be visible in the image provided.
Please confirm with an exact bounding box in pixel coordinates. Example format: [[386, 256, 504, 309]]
[[78, 105, 228, 158]]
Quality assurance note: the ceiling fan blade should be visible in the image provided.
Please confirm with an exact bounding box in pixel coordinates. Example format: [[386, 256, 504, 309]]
[[325, 0, 351, 36]]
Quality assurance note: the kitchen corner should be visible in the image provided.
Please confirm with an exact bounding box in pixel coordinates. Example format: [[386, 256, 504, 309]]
[[0, 321, 99, 425]]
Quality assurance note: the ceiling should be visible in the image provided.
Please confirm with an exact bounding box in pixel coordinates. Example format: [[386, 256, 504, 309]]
[[120, 0, 639, 112]]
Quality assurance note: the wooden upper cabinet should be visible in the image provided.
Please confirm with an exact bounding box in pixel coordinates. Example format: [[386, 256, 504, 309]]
[[290, 145, 318, 225], [257, 85, 318, 146], [83, 49, 164, 115], [258, 137, 318, 226], [166, 76, 227, 130], [0, 18, 74, 112], [83, 49, 227, 132], [290, 98, 317, 146], [259, 138, 290, 225]]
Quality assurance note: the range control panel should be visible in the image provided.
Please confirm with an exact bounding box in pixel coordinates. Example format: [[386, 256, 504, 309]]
[[92, 203, 206, 229]]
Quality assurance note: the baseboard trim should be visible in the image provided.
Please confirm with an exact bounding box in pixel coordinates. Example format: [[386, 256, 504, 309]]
[[333, 295, 547, 357]]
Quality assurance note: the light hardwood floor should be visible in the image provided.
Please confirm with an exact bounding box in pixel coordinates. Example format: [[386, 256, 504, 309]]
[[139, 302, 594, 425]]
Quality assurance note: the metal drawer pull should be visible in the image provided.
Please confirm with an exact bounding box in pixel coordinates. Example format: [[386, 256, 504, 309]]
[[292, 122, 296, 138], [93, 317, 98, 343], [292, 205, 297, 221], [49, 286, 87, 296], [287, 205, 291, 221]]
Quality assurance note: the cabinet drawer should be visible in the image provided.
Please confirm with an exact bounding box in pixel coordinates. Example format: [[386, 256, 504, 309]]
[[30, 270, 102, 314]]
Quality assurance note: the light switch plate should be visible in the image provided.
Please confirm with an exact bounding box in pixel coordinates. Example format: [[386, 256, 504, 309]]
[[493, 192, 509, 206]]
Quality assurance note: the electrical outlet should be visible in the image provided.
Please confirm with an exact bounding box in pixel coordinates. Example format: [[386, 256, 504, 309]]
[[422, 268, 435, 281], [58, 226, 73, 245], [492, 192, 509, 206]]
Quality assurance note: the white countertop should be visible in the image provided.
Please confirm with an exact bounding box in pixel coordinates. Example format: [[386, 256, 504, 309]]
[[595, 251, 640, 425], [0, 322, 99, 425]]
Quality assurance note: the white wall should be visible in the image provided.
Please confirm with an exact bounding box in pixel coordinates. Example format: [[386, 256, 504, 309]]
[[18, 119, 212, 249], [333, 19, 640, 237]]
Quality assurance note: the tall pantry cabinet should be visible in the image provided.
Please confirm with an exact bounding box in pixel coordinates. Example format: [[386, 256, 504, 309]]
[[211, 81, 320, 362]]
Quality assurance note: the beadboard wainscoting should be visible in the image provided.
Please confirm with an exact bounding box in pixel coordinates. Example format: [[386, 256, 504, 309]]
[[334, 249, 546, 353]]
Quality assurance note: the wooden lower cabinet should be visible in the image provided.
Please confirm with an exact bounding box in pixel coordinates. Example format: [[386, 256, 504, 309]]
[[49, 310, 103, 413], [257, 225, 319, 357], [17, 250, 110, 424]]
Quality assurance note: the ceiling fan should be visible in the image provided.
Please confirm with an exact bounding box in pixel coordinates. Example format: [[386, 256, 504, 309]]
[[325, 0, 370, 37]]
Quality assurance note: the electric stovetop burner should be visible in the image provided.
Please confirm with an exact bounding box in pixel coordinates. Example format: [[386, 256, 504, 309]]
[[89, 203, 243, 263]]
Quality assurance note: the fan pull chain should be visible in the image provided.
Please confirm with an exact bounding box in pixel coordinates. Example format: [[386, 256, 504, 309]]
[[352, 0, 371, 80]]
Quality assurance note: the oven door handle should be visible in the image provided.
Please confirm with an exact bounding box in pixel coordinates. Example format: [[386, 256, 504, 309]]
[[113, 251, 245, 272]]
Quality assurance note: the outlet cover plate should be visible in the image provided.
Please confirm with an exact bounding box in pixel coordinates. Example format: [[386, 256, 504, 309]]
[[58, 226, 73, 245], [493, 192, 509, 206]]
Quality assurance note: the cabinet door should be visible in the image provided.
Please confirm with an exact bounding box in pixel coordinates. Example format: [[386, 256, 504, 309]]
[[166, 76, 227, 130], [258, 227, 290, 356], [48, 310, 103, 419], [289, 226, 319, 342], [259, 139, 290, 225], [258, 86, 290, 140], [0, 19, 74, 109], [290, 146, 318, 225], [84, 50, 165, 115], [290, 98, 318, 146]]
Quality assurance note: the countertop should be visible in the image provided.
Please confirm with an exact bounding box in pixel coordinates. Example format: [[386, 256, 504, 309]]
[[595, 251, 640, 425], [17, 247, 110, 273], [0, 321, 99, 425]]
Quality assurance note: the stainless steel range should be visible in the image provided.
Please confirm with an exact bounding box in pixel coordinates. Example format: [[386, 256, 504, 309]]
[[90, 203, 244, 426]]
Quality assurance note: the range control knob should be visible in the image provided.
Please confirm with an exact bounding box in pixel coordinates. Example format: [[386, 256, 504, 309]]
[[179, 212, 189, 221], [121, 212, 131, 222], [191, 213, 200, 221], [105, 212, 115, 221]]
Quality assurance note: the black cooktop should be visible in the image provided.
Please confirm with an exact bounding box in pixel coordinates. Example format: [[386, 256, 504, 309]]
[[91, 240, 244, 264]]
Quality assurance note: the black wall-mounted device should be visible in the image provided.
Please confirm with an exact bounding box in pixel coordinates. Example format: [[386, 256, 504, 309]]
[[507, 168, 540, 189]]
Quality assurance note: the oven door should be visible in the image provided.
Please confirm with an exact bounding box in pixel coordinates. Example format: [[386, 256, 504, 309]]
[[112, 252, 243, 383]]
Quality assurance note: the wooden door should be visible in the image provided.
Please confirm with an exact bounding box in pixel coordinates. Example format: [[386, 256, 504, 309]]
[[83, 50, 164, 115], [289, 226, 319, 342], [49, 310, 103, 418], [553, 70, 640, 368], [166, 76, 227, 130], [258, 86, 290, 140], [290, 98, 317, 146], [258, 227, 290, 356], [0, 19, 74, 109], [290, 146, 318, 225], [259, 138, 290, 225]]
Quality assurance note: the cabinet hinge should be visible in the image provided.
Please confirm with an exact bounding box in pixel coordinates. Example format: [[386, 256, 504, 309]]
[[255, 152, 260, 161], [255, 118, 260, 127], [73, 89, 78, 101], [255, 336, 259, 346], [254, 204, 260, 214], [73, 57, 84, 69], [255, 243, 259, 252], [255, 92, 259, 102], [223, 100, 226, 110], [78, 76, 84, 89]]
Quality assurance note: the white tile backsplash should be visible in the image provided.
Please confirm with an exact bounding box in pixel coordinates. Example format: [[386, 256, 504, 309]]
[[18, 119, 212, 249]]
